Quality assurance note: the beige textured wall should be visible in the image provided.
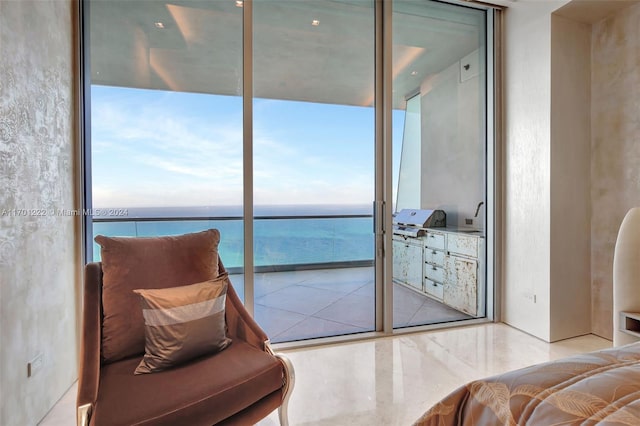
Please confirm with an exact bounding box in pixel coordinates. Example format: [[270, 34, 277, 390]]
[[591, 1, 640, 340], [549, 14, 592, 341], [503, 0, 639, 341], [502, 0, 571, 342], [0, 1, 78, 425]]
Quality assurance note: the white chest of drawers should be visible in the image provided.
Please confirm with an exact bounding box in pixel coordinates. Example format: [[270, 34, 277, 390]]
[[423, 230, 446, 301], [393, 228, 485, 317], [392, 235, 424, 292]]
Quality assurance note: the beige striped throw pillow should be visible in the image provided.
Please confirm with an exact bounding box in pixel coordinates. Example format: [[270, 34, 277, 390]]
[[133, 273, 232, 375]]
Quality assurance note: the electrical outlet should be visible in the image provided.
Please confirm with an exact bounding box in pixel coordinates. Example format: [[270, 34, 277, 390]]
[[523, 292, 537, 303], [465, 218, 473, 225], [27, 353, 43, 378]]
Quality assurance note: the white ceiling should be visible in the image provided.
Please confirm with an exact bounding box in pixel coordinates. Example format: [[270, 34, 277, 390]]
[[89, 0, 484, 109]]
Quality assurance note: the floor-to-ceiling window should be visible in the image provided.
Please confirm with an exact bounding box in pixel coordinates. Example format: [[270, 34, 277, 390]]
[[83, 0, 495, 344], [251, 0, 376, 341], [87, 0, 246, 295]]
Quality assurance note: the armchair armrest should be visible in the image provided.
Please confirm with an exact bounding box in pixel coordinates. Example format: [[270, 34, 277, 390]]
[[225, 281, 269, 350], [219, 261, 296, 425], [76, 262, 102, 425], [219, 258, 270, 350]]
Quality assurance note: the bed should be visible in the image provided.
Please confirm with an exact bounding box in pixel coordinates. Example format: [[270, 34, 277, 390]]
[[414, 342, 640, 425], [414, 208, 640, 425]]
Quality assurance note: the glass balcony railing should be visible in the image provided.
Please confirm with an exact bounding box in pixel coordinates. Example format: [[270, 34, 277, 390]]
[[92, 215, 375, 271]]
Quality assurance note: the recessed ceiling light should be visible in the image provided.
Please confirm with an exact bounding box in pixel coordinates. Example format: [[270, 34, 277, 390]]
[[154, 22, 165, 29], [235, 1, 244, 7], [311, 19, 320, 26]]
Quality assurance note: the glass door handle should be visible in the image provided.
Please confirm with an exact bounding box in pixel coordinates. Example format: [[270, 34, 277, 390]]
[[373, 200, 385, 235]]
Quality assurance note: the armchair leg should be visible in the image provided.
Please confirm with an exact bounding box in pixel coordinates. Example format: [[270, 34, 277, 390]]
[[274, 352, 295, 426], [264, 340, 296, 426], [278, 399, 290, 426], [266, 341, 295, 426]]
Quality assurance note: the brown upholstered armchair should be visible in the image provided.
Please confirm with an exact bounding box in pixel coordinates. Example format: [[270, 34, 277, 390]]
[[77, 260, 294, 426]]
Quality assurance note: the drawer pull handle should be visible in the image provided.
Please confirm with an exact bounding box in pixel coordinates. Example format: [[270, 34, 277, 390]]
[[432, 250, 437, 254], [432, 266, 437, 271]]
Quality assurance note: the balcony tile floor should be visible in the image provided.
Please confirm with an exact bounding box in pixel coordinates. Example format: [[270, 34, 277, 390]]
[[231, 266, 470, 343]]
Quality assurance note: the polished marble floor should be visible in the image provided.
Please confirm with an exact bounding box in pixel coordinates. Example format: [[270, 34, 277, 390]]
[[233, 267, 470, 343], [40, 323, 612, 426]]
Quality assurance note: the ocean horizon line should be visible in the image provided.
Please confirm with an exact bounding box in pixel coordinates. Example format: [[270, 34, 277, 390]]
[[91, 205, 375, 264]]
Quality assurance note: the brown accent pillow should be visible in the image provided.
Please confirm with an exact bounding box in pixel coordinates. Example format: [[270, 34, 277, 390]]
[[133, 274, 232, 374], [95, 229, 220, 363]]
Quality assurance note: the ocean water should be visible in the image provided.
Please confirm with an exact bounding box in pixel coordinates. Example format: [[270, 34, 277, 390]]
[[92, 205, 375, 268]]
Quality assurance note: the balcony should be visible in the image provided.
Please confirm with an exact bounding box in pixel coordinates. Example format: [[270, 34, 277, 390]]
[[92, 213, 471, 343]]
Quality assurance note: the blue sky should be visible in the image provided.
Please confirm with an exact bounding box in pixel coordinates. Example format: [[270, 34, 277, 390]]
[[91, 85, 404, 208]]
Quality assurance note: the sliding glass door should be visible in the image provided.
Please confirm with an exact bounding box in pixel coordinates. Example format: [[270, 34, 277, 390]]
[[391, 1, 488, 328], [252, 0, 376, 342]]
